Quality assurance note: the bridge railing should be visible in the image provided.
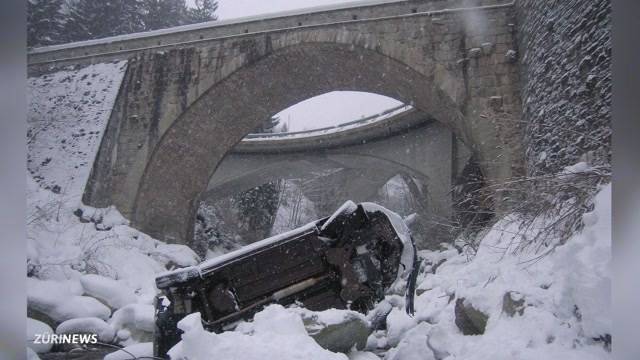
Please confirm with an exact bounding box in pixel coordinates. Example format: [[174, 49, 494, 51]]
[[244, 104, 414, 140]]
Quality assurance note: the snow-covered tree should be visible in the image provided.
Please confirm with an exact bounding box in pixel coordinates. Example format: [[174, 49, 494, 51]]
[[253, 116, 281, 134], [63, 0, 145, 42], [141, 0, 189, 30], [235, 182, 280, 240], [187, 0, 218, 23], [27, 0, 66, 47]]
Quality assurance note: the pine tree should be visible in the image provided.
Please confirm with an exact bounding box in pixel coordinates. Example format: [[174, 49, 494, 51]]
[[253, 116, 281, 133], [27, 0, 66, 47], [235, 182, 280, 240], [141, 0, 189, 31], [63, 0, 144, 42], [187, 0, 218, 24]]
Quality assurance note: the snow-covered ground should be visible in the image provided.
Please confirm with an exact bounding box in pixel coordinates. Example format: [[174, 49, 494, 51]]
[[166, 182, 611, 360], [26, 63, 200, 358], [26, 62, 610, 359]]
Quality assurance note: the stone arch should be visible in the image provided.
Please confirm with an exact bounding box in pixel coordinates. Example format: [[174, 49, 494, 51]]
[[132, 42, 478, 244], [201, 153, 433, 205]]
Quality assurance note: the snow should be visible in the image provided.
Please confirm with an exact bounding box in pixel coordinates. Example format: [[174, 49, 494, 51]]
[[108, 304, 155, 333], [164, 181, 611, 360], [385, 308, 417, 347], [104, 342, 153, 360], [55, 317, 116, 343], [167, 306, 348, 360], [25, 62, 610, 360], [291, 306, 368, 330], [381, 182, 612, 360], [385, 323, 434, 360], [27, 278, 111, 323], [27, 61, 127, 201], [26, 62, 201, 355], [79, 274, 137, 309], [320, 200, 358, 231], [27, 318, 53, 353]]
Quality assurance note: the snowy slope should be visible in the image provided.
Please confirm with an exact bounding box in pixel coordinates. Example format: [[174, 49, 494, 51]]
[[26, 62, 200, 354], [167, 182, 611, 360]]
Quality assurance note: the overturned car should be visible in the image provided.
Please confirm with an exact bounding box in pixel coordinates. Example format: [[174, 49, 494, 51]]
[[154, 201, 419, 357]]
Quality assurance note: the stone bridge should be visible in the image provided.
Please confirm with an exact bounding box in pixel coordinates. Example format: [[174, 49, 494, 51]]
[[204, 106, 470, 222], [28, 0, 523, 245]]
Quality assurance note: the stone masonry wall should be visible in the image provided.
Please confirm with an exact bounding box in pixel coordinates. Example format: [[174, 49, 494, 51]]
[[515, 0, 611, 175]]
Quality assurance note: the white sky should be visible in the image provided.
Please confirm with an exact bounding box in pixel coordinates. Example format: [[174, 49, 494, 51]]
[[188, 0, 403, 131], [275, 92, 402, 132]]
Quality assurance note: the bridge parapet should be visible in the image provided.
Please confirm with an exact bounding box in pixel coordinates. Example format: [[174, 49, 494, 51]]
[[237, 105, 431, 153], [28, 0, 508, 67]]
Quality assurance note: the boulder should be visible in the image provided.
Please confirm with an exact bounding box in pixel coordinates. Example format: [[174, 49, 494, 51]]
[[302, 311, 370, 353], [454, 298, 488, 335]]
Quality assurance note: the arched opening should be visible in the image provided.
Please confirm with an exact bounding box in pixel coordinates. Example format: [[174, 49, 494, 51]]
[[132, 42, 480, 247], [192, 89, 475, 256]]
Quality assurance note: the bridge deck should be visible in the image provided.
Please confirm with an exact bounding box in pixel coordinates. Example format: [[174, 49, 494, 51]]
[[28, 0, 511, 65]]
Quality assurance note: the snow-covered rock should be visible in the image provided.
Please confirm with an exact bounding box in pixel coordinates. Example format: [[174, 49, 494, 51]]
[[27, 318, 54, 353], [168, 306, 348, 360], [384, 323, 434, 360], [108, 304, 155, 345], [294, 307, 370, 353], [27, 278, 111, 324], [385, 308, 417, 347], [56, 317, 116, 343], [80, 274, 137, 310]]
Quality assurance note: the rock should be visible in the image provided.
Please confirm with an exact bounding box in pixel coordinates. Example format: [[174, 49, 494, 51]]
[[454, 298, 488, 335], [303, 312, 370, 353], [56, 317, 116, 343], [28, 306, 58, 330], [27, 318, 54, 354], [502, 291, 526, 317]]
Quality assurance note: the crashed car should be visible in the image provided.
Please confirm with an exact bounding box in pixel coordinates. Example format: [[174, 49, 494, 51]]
[[153, 201, 419, 357]]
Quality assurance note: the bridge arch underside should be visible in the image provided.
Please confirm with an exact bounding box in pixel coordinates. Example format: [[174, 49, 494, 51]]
[[200, 152, 449, 249], [133, 42, 516, 244]]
